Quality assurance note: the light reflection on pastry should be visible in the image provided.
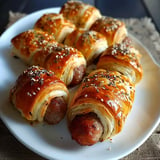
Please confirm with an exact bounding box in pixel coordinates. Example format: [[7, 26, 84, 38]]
[[97, 37, 143, 84], [11, 29, 57, 64], [64, 29, 108, 64], [43, 45, 86, 86], [10, 66, 69, 124], [90, 16, 127, 46], [11, 29, 86, 86], [60, 0, 101, 30], [67, 69, 135, 146], [34, 13, 76, 43]]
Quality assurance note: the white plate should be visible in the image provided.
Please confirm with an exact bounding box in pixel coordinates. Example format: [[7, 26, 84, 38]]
[[0, 7, 160, 160]]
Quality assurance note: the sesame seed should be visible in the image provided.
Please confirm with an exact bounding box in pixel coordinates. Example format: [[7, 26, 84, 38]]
[[100, 98, 104, 102], [27, 92, 32, 97], [32, 92, 36, 95]]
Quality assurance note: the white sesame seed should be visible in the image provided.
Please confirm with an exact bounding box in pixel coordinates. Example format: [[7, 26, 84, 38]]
[[100, 98, 104, 102], [27, 92, 32, 97], [32, 92, 36, 95]]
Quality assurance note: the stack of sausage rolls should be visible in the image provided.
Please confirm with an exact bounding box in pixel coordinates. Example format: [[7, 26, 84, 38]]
[[10, 0, 143, 146]]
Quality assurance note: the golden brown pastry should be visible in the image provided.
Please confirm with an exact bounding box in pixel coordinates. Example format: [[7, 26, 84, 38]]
[[43, 45, 86, 86], [90, 16, 127, 46], [11, 29, 57, 64], [10, 66, 69, 124], [60, 1, 101, 30], [64, 28, 85, 47], [97, 37, 143, 84], [67, 69, 135, 145], [11, 30, 87, 86], [34, 13, 76, 43], [64, 29, 108, 64]]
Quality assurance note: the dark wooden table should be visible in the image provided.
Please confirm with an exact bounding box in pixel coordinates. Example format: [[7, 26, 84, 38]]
[[0, 0, 160, 160]]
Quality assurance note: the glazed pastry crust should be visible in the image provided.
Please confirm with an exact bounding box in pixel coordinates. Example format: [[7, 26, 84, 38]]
[[60, 0, 101, 30], [90, 16, 127, 46], [11, 29, 57, 64], [64, 28, 85, 48], [43, 45, 86, 86], [10, 66, 69, 122], [75, 30, 108, 64], [67, 69, 135, 141], [97, 37, 143, 84], [11, 30, 86, 86], [34, 13, 76, 43], [64, 29, 108, 64]]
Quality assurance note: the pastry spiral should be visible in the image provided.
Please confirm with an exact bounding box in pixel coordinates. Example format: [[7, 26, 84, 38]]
[[11, 29, 57, 64], [10, 66, 69, 124], [43, 45, 86, 86], [90, 16, 127, 46], [64, 29, 108, 64], [11, 29, 86, 86], [67, 69, 135, 145], [97, 37, 143, 84], [60, 0, 101, 30], [34, 13, 76, 43]]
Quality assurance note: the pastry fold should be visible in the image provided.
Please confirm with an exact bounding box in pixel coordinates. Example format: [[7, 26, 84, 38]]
[[11, 29, 57, 64], [43, 45, 86, 86], [90, 16, 127, 46], [60, 1, 101, 30], [34, 13, 76, 43], [64, 29, 108, 64], [97, 37, 143, 84], [10, 66, 69, 122], [67, 69, 135, 141], [11, 29, 86, 86]]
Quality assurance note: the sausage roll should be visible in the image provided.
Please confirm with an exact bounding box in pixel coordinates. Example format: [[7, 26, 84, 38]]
[[90, 16, 127, 46], [97, 37, 143, 84], [34, 13, 76, 43], [43, 45, 86, 86], [11, 29, 57, 64], [67, 69, 135, 145], [10, 66, 69, 124], [60, 1, 101, 30], [64, 29, 108, 64], [11, 30, 86, 86]]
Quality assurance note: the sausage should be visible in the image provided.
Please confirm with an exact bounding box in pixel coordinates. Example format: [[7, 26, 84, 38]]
[[70, 64, 86, 86], [69, 113, 103, 146], [44, 97, 67, 124]]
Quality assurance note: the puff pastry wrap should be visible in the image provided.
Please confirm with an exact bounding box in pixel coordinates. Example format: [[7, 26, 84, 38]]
[[97, 37, 143, 84], [11, 29, 86, 86], [10, 66, 69, 124], [34, 13, 76, 43], [11, 29, 57, 64], [60, 0, 102, 30], [67, 69, 135, 145], [90, 16, 127, 46], [64, 28, 108, 64]]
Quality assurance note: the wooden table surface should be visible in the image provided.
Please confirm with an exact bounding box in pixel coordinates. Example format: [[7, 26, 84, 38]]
[[0, 0, 160, 160]]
